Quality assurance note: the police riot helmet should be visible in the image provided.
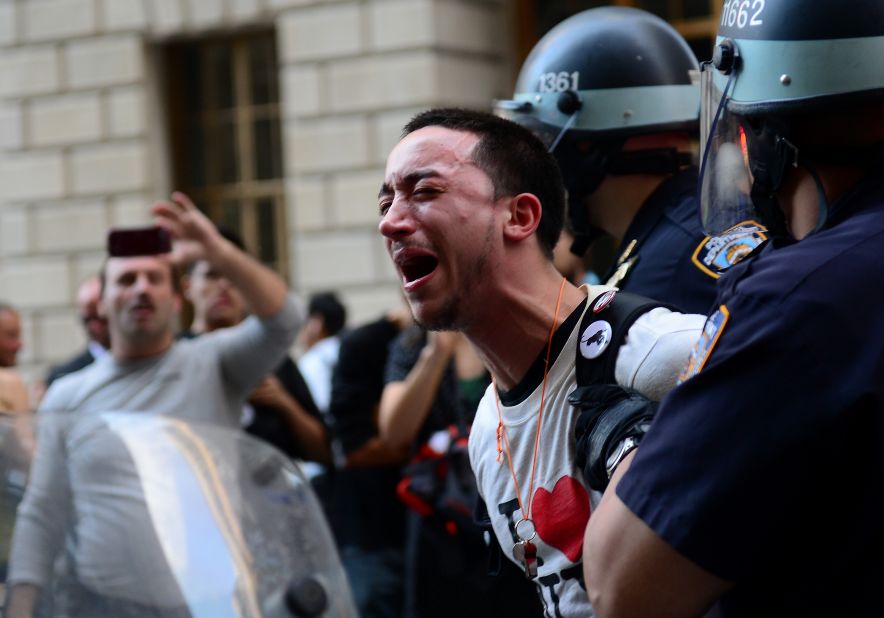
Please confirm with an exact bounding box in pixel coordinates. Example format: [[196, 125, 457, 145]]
[[495, 6, 700, 253], [699, 0, 884, 237]]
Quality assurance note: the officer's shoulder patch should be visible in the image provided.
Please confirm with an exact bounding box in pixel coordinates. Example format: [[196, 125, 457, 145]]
[[691, 220, 767, 279], [678, 305, 730, 383]]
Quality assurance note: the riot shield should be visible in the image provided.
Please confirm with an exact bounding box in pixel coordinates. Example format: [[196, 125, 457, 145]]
[[0, 411, 356, 618]]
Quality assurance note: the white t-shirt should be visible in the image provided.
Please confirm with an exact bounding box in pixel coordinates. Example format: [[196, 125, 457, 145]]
[[468, 291, 704, 617]]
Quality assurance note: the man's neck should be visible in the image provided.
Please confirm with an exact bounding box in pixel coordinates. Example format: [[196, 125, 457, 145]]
[[463, 265, 587, 391], [112, 334, 174, 362]]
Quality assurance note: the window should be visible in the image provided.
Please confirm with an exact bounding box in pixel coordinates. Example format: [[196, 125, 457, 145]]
[[164, 31, 287, 275]]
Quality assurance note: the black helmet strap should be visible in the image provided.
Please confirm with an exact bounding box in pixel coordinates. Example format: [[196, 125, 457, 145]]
[[608, 148, 693, 176], [557, 138, 621, 255], [559, 139, 693, 255]]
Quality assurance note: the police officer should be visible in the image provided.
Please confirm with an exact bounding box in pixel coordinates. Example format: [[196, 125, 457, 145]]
[[496, 7, 757, 314], [581, 1, 884, 616]]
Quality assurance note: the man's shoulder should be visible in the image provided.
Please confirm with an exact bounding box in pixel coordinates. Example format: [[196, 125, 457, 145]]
[[39, 358, 106, 412], [52, 348, 94, 372]]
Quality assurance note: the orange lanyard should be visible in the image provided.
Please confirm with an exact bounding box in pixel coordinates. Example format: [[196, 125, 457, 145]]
[[493, 276, 566, 538]]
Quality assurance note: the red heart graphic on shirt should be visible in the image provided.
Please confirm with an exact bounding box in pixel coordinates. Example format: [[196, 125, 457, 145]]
[[532, 475, 591, 563]]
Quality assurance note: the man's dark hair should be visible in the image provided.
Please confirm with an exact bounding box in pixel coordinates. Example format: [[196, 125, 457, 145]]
[[308, 292, 347, 337], [402, 107, 566, 258]]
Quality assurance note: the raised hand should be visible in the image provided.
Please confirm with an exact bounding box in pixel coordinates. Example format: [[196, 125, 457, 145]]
[[151, 191, 222, 266]]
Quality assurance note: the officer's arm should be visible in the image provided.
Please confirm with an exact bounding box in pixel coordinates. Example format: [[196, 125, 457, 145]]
[[583, 451, 733, 618]]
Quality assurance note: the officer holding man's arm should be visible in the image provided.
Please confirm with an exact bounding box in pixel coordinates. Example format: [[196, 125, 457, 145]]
[[581, 2, 884, 616]]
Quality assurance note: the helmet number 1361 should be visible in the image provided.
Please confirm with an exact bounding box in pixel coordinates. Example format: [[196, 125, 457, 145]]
[[539, 71, 580, 94]]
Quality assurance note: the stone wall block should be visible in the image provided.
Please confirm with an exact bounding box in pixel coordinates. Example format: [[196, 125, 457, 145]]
[[0, 2, 18, 47], [30, 92, 103, 147], [229, 0, 260, 20], [266, 0, 314, 10], [281, 65, 323, 118], [330, 169, 383, 226], [148, 0, 186, 34], [0, 207, 31, 256], [293, 229, 376, 287], [187, 0, 224, 28], [24, 0, 97, 42], [103, 0, 149, 31], [36, 311, 85, 362], [338, 282, 400, 326], [0, 257, 71, 308], [437, 55, 505, 107], [367, 0, 433, 51], [0, 47, 60, 97], [71, 141, 149, 195], [278, 4, 363, 62], [67, 35, 144, 89], [373, 107, 423, 164], [286, 176, 327, 232], [434, 1, 502, 55], [328, 52, 435, 113], [34, 200, 108, 252], [285, 115, 370, 174], [0, 151, 65, 201], [0, 102, 24, 150], [110, 193, 153, 226], [108, 86, 146, 138], [72, 251, 107, 284]]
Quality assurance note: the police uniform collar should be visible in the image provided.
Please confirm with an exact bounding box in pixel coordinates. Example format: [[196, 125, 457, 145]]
[[819, 146, 884, 231], [602, 167, 698, 282]]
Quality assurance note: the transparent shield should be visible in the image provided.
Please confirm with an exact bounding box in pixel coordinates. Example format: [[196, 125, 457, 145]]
[[698, 65, 762, 236], [0, 412, 356, 618]]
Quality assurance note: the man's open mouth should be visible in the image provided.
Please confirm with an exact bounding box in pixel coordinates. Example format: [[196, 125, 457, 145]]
[[397, 251, 439, 286]]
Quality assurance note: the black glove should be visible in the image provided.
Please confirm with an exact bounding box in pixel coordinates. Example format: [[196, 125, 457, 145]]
[[570, 384, 658, 493]]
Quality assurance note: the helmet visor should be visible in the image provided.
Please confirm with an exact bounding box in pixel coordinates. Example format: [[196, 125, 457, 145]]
[[493, 98, 579, 153], [698, 63, 762, 236]]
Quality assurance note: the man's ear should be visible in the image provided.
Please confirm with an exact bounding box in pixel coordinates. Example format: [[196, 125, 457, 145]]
[[502, 193, 543, 243]]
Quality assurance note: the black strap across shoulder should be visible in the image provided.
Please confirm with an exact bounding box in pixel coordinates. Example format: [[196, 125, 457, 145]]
[[575, 290, 674, 388]]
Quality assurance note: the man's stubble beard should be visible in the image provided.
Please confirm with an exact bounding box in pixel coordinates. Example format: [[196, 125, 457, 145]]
[[414, 220, 495, 333]]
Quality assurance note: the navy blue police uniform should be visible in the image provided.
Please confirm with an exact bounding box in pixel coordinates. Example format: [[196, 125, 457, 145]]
[[602, 168, 725, 315], [615, 169, 884, 616]]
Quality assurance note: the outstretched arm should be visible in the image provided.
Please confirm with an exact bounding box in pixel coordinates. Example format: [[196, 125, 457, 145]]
[[152, 192, 287, 319]]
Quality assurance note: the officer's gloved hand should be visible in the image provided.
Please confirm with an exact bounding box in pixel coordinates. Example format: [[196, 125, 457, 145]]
[[570, 384, 658, 493]]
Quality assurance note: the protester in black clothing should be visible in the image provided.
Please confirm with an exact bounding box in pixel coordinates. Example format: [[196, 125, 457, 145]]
[[324, 307, 412, 618]]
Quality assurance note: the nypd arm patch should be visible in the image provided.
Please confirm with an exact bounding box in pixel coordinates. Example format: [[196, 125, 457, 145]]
[[691, 221, 767, 279], [678, 305, 730, 383]]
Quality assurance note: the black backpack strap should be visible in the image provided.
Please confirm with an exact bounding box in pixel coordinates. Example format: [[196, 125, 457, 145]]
[[570, 289, 675, 493], [574, 289, 675, 388]]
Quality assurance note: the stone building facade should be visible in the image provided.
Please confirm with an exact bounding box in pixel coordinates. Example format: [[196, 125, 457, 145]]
[[0, 0, 514, 386]]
